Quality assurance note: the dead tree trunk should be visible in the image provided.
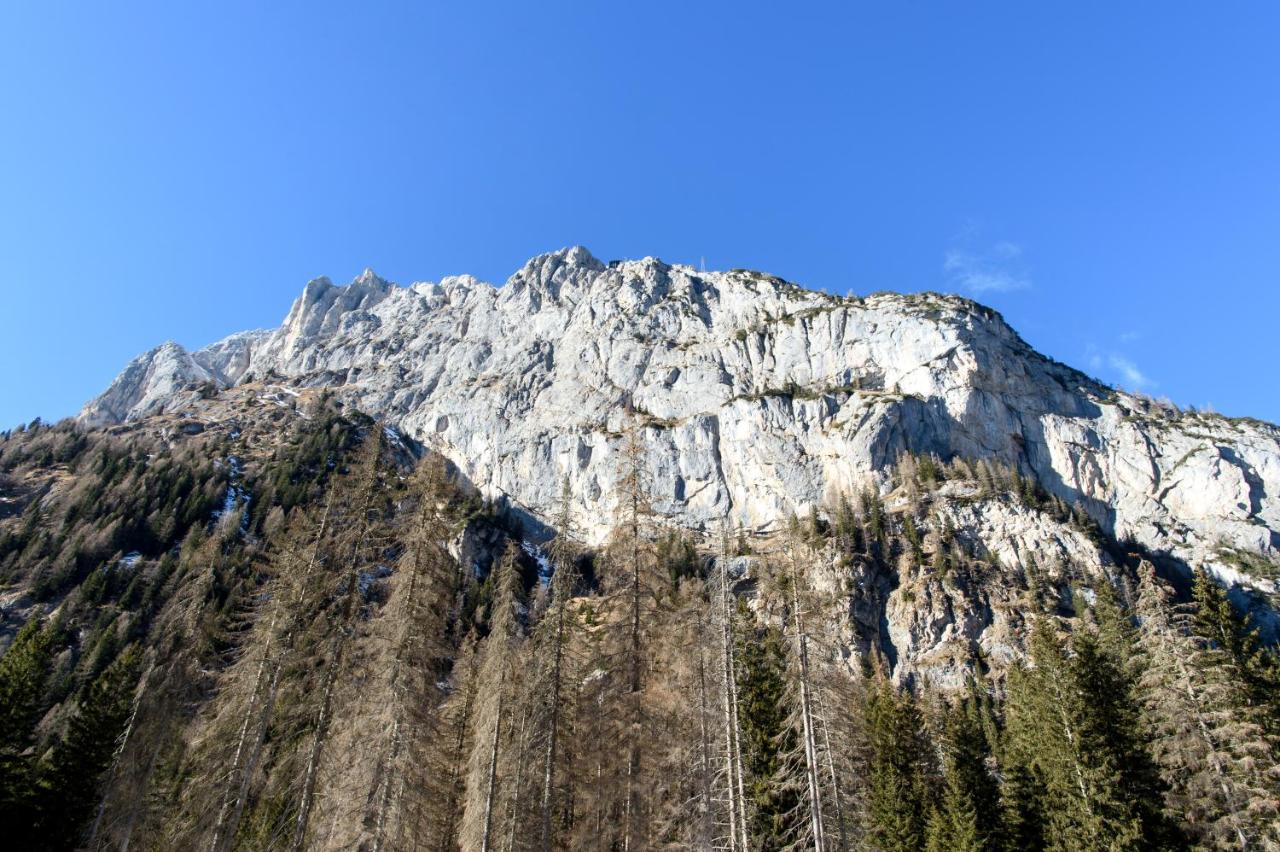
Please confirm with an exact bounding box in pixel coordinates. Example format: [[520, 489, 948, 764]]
[[481, 689, 506, 852], [212, 492, 335, 852], [718, 537, 749, 852], [292, 436, 383, 851], [539, 481, 578, 852], [789, 551, 826, 852]]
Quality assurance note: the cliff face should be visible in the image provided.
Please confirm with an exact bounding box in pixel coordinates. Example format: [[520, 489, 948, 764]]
[[80, 247, 1280, 597]]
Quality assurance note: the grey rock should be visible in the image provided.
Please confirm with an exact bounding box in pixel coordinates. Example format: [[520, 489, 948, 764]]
[[81, 247, 1280, 600]]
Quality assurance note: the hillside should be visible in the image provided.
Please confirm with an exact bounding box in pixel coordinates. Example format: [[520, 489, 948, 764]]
[[0, 249, 1277, 849]]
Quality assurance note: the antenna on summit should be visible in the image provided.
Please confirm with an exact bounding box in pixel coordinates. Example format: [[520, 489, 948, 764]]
[[701, 256, 706, 273]]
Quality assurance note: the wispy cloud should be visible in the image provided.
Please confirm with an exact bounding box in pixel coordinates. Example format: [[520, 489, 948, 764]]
[[1085, 342, 1156, 391], [1108, 354, 1153, 390], [943, 238, 1031, 294]]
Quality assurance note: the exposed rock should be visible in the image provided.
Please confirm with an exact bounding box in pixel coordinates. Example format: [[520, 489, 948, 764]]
[[80, 247, 1280, 600]]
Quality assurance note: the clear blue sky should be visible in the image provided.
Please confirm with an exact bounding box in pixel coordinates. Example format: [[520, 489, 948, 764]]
[[2, 2, 1278, 428]]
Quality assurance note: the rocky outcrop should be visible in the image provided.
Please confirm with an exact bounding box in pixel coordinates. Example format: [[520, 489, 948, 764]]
[[81, 247, 1280, 597]]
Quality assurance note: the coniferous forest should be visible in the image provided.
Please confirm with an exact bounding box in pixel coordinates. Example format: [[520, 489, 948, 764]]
[[1, 399, 1278, 851]]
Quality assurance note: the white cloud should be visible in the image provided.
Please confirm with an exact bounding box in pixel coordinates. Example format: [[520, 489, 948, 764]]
[[1084, 342, 1156, 391], [943, 240, 1031, 294], [1108, 354, 1153, 390]]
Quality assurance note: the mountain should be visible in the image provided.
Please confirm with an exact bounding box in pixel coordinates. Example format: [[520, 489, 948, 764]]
[[82, 246, 1280, 596], [4, 247, 1280, 849]]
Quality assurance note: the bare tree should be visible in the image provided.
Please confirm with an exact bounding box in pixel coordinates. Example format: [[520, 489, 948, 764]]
[[292, 429, 389, 850], [716, 525, 750, 851], [370, 455, 464, 851], [536, 479, 581, 851], [209, 490, 337, 852], [461, 542, 527, 851]]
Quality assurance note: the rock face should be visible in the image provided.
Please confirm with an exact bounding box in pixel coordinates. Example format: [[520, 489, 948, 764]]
[[81, 247, 1280, 596]]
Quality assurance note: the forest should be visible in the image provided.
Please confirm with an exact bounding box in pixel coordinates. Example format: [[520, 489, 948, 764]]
[[0, 400, 1278, 851]]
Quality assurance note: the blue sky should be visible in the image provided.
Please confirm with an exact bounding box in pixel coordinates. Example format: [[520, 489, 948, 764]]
[[2, 2, 1278, 428]]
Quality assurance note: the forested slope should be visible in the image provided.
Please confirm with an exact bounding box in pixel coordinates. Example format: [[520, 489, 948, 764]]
[[1, 390, 1278, 850]]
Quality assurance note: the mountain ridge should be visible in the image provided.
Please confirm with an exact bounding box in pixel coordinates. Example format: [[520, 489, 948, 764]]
[[79, 247, 1280, 597]]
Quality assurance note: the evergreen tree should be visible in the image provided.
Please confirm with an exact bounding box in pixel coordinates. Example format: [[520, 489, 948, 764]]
[[1192, 568, 1280, 733], [1135, 563, 1280, 849], [38, 645, 143, 850], [735, 612, 797, 850], [1090, 575, 1137, 676], [998, 664, 1048, 852], [0, 618, 54, 840], [926, 769, 981, 852], [865, 676, 932, 852], [927, 688, 1000, 851], [1004, 620, 1176, 852]]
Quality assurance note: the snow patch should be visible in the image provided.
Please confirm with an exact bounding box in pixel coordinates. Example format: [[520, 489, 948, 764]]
[[358, 564, 395, 599], [1208, 562, 1277, 595], [520, 540, 554, 585], [383, 425, 407, 450]]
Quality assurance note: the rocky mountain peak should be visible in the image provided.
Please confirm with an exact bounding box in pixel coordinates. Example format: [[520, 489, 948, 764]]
[[78, 249, 1280, 602], [502, 245, 605, 307]]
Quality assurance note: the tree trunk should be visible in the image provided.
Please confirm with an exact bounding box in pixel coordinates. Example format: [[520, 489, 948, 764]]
[[481, 690, 506, 852]]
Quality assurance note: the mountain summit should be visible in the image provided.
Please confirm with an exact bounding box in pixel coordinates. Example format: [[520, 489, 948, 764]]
[[81, 247, 1280, 593], [3, 248, 1277, 849]]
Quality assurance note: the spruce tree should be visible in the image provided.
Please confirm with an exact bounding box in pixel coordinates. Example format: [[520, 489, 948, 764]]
[[998, 664, 1047, 852], [865, 676, 932, 852], [928, 689, 1000, 850], [0, 618, 54, 840], [1135, 564, 1280, 849], [1004, 618, 1180, 851], [735, 613, 797, 850], [1192, 567, 1280, 734], [38, 645, 143, 850]]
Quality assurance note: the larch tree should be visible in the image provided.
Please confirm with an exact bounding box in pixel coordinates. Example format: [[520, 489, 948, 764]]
[[533, 479, 582, 851], [291, 427, 390, 850], [203, 490, 339, 852], [370, 454, 466, 852], [1134, 562, 1280, 849], [461, 541, 527, 852]]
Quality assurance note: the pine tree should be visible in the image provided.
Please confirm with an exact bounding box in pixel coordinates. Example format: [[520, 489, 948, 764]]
[[1134, 563, 1280, 849], [1192, 567, 1280, 734], [0, 618, 54, 841], [864, 676, 932, 852], [38, 645, 143, 850]]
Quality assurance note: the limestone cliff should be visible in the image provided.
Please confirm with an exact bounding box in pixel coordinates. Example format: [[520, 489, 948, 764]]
[[80, 247, 1280, 601]]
